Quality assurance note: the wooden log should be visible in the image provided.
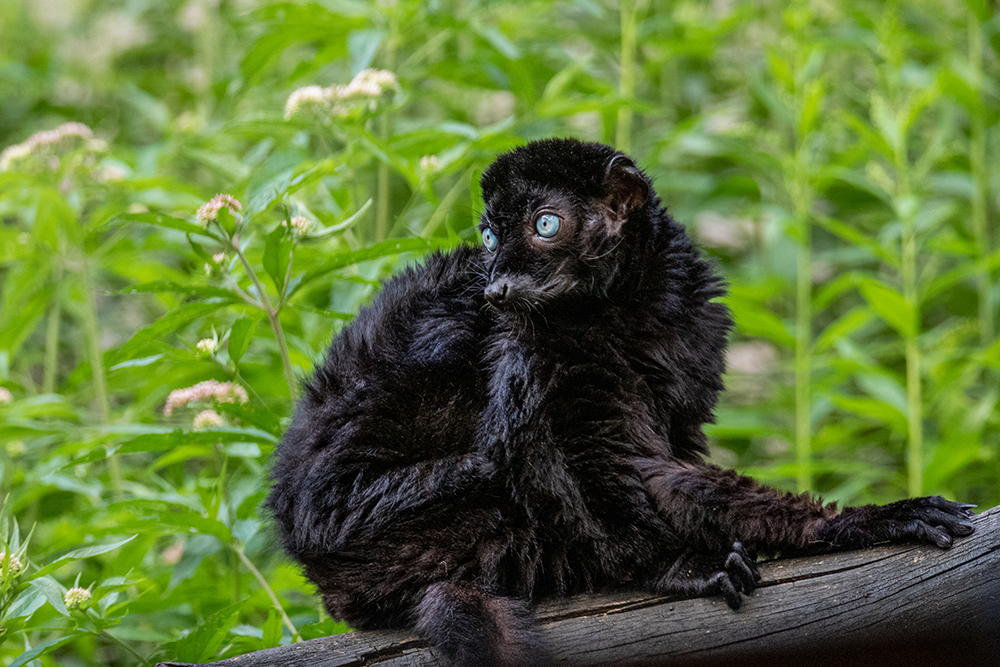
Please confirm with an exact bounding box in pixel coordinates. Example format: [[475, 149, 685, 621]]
[[159, 505, 1000, 667]]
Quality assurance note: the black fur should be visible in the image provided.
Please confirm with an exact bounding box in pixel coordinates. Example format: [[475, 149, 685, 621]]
[[267, 138, 975, 666]]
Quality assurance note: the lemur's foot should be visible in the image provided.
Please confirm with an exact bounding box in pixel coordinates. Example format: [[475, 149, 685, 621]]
[[657, 541, 761, 611], [821, 496, 975, 550]]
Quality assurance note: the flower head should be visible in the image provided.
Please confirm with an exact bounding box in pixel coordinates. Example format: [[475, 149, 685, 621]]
[[0, 387, 12, 404], [6, 440, 25, 457], [284, 85, 329, 120], [1, 552, 25, 577], [284, 69, 400, 121], [163, 380, 248, 416], [0, 122, 104, 173], [195, 194, 242, 226], [205, 253, 226, 276], [343, 69, 399, 99], [196, 338, 218, 356], [64, 587, 92, 611], [283, 216, 311, 235], [419, 155, 441, 174], [193, 409, 224, 430]]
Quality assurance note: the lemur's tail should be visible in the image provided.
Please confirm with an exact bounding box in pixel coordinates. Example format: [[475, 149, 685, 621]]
[[415, 582, 548, 667]]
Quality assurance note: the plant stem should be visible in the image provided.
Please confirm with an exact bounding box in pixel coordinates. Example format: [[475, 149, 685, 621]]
[[968, 10, 992, 346], [616, 0, 642, 152], [375, 1, 399, 241], [231, 237, 299, 401], [267, 308, 299, 401], [102, 630, 152, 667], [420, 169, 472, 238], [43, 260, 62, 395], [896, 125, 923, 497], [789, 6, 814, 493], [793, 171, 813, 493], [233, 544, 300, 642], [376, 135, 390, 241], [79, 253, 121, 497], [85, 611, 152, 667]]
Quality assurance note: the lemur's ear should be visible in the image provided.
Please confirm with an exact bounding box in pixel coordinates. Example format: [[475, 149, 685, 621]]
[[602, 155, 650, 234]]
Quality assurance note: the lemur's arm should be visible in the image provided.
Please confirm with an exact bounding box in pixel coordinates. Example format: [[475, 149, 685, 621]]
[[642, 460, 975, 556], [271, 427, 494, 554]]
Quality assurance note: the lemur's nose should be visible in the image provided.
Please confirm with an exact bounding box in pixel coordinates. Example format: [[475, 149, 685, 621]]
[[484, 279, 510, 306]]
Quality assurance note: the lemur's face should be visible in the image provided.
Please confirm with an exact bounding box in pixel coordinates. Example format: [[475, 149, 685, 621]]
[[478, 139, 649, 313]]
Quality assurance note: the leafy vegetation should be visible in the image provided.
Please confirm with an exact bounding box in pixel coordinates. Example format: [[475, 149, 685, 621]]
[[0, 0, 997, 664]]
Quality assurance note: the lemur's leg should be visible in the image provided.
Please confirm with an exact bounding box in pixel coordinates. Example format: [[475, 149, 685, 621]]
[[643, 461, 975, 555], [651, 541, 761, 610]]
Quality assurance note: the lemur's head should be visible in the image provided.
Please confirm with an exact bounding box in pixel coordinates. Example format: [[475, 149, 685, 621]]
[[478, 138, 652, 313]]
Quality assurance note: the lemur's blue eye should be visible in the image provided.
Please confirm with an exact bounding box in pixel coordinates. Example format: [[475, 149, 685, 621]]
[[535, 213, 560, 238], [482, 227, 498, 251]]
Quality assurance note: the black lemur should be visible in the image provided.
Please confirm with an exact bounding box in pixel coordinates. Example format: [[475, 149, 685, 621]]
[[267, 138, 975, 666]]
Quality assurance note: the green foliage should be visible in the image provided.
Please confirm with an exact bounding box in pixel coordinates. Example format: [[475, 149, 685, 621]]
[[0, 0, 997, 664]]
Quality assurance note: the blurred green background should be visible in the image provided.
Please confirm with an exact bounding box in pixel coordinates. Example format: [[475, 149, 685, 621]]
[[1, 0, 998, 664]]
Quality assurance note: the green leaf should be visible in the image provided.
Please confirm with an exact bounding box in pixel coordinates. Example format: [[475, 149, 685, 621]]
[[29, 575, 68, 615], [297, 237, 442, 292], [856, 373, 907, 415], [112, 428, 276, 455], [926, 246, 1000, 299], [857, 277, 915, 338], [473, 23, 521, 60], [348, 29, 385, 74], [262, 608, 283, 648], [236, 491, 268, 522], [34, 187, 78, 248], [162, 601, 242, 662], [814, 307, 874, 353], [767, 48, 794, 92], [153, 512, 233, 543], [0, 265, 51, 358], [814, 213, 896, 266], [830, 395, 908, 434], [109, 354, 165, 371], [7, 586, 47, 619], [110, 212, 219, 240], [263, 225, 292, 293], [870, 93, 902, 157], [30, 536, 137, 580], [216, 205, 238, 238], [241, 4, 364, 84], [301, 199, 372, 243], [729, 303, 795, 347], [798, 78, 825, 135], [228, 317, 258, 365], [112, 301, 229, 364], [115, 281, 239, 301], [9, 635, 76, 667]]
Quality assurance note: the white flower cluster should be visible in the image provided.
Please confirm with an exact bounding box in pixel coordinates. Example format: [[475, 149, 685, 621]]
[[163, 380, 248, 416], [284, 85, 327, 120], [1, 552, 25, 577], [0, 387, 12, 404], [193, 409, 224, 430], [195, 193, 242, 226], [0, 122, 106, 172], [64, 587, 92, 611], [284, 69, 400, 120], [205, 252, 226, 275], [419, 155, 441, 173], [282, 215, 311, 235]]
